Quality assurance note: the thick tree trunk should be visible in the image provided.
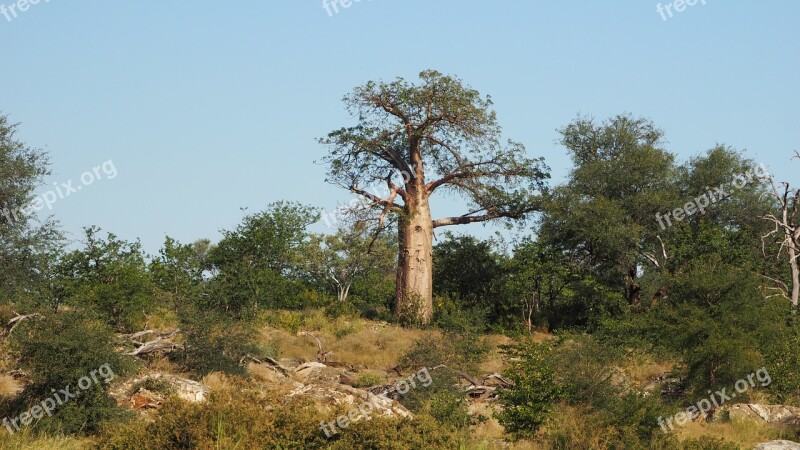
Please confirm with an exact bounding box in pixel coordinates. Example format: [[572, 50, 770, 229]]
[[395, 201, 434, 324]]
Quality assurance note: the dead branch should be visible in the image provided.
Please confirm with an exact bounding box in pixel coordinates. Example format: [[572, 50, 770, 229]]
[[239, 354, 291, 376], [127, 339, 177, 356], [0, 313, 42, 340], [297, 331, 333, 363]]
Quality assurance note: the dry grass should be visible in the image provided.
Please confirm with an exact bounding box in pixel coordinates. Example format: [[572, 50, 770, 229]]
[[478, 334, 515, 375], [621, 354, 676, 388], [0, 374, 22, 398], [467, 402, 544, 450], [258, 313, 438, 370], [675, 418, 790, 448], [145, 355, 181, 375], [200, 371, 235, 391], [0, 430, 92, 450]]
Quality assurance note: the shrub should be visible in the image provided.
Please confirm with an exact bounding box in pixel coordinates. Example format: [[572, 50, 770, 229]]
[[173, 307, 261, 376], [398, 331, 489, 376], [54, 227, 155, 333], [352, 373, 384, 388], [495, 340, 561, 438], [9, 311, 135, 434], [541, 405, 739, 450], [99, 383, 463, 449], [399, 369, 471, 429]]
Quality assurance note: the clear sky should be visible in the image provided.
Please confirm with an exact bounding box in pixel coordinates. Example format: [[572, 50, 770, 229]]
[[2, 0, 798, 254]]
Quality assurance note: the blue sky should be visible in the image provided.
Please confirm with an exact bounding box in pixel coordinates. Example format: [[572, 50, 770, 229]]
[[2, 0, 798, 254]]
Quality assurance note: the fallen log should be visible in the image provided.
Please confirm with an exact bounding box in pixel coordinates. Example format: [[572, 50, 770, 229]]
[[239, 354, 292, 377], [122, 329, 181, 356], [127, 339, 178, 356]]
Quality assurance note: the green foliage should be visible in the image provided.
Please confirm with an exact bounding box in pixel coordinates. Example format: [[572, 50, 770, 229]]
[[149, 236, 211, 307], [206, 202, 319, 316], [759, 320, 800, 403], [541, 114, 680, 309], [399, 331, 489, 376], [400, 369, 471, 429], [495, 340, 562, 438], [432, 294, 488, 333], [173, 307, 261, 376], [351, 373, 384, 388], [0, 115, 63, 308], [531, 335, 676, 447], [303, 223, 396, 304], [9, 311, 135, 434], [55, 227, 155, 332], [433, 233, 504, 309], [319, 70, 550, 227], [542, 406, 740, 450]]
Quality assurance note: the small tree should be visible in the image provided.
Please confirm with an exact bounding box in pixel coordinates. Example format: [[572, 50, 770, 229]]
[[149, 236, 211, 306], [542, 115, 679, 309], [0, 115, 63, 307], [432, 232, 504, 309], [495, 341, 561, 438], [55, 227, 154, 332], [320, 70, 549, 324], [207, 202, 318, 314], [11, 311, 134, 434], [303, 223, 395, 303]]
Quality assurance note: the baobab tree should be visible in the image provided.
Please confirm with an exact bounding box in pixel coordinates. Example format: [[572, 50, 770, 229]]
[[319, 70, 549, 324]]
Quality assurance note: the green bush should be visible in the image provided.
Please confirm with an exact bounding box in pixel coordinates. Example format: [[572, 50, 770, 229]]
[[495, 340, 561, 438], [9, 311, 135, 435], [398, 331, 489, 376], [400, 369, 471, 429], [54, 227, 155, 333], [173, 307, 262, 376], [352, 373, 384, 388]]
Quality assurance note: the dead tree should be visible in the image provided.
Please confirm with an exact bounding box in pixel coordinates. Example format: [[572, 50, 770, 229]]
[[760, 153, 800, 311]]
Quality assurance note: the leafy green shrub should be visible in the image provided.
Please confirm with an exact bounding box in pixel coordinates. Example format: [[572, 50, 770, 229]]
[[324, 300, 359, 320], [174, 307, 261, 376], [399, 331, 489, 376], [54, 227, 156, 333], [400, 369, 471, 429], [432, 295, 488, 333], [205, 202, 319, 316], [9, 311, 135, 434], [495, 340, 561, 438], [762, 323, 800, 404]]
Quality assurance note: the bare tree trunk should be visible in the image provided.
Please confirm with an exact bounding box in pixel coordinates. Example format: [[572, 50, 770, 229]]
[[523, 300, 533, 334], [395, 200, 434, 324], [788, 238, 799, 309], [337, 283, 352, 303]]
